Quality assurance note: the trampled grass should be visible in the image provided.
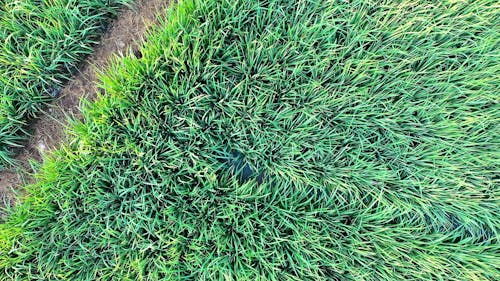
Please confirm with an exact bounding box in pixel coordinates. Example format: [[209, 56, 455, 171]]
[[0, 0, 130, 168], [1, 0, 499, 279]]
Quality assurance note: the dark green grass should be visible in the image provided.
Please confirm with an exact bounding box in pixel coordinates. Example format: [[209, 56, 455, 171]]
[[1, 0, 499, 279], [0, 0, 130, 168]]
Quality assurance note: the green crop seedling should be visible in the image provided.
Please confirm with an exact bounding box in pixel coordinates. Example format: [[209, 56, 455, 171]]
[[0, 0, 499, 280], [0, 0, 130, 168]]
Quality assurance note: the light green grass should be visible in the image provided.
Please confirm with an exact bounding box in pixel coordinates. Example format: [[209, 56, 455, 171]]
[[0, 0, 130, 168], [1, 0, 499, 280]]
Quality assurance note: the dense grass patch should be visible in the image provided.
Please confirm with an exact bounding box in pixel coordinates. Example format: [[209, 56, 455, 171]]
[[1, 0, 499, 279], [0, 0, 130, 168]]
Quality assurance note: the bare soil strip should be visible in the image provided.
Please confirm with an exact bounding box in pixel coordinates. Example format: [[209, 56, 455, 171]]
[[0, 0, 170, 217]]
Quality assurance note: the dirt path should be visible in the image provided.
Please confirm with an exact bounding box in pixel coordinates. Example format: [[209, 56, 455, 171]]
[[0, 0, 170, 218]]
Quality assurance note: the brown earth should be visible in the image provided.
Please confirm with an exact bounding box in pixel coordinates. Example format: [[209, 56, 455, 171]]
[[0, 0, 170, 218]]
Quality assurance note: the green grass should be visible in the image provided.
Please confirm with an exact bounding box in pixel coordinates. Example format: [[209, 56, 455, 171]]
[[1, 0, 499, 279], [0, 0, 131, 168]]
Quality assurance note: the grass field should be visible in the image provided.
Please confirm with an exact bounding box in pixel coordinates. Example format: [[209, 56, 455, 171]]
[[0, 0, 130, 168], [1, 0, 499, 279]]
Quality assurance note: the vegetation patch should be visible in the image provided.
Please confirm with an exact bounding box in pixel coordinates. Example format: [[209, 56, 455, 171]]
[[1, 0, 499, 279], [0, 0, 130, 168]]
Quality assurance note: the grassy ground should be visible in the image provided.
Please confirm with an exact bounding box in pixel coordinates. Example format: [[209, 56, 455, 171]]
[[0, 0, 130, 168], [1, 0, 499, 280]]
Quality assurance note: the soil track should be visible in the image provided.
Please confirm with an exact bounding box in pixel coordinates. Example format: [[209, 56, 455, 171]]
[[0, 0, 170, 218]]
